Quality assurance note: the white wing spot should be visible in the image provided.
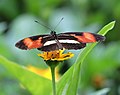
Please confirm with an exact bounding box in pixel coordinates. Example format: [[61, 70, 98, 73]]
[[44, 40, 79, 46]]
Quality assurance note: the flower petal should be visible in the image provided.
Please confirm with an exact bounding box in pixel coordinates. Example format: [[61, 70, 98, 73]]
[[38, 49, 74, 61]]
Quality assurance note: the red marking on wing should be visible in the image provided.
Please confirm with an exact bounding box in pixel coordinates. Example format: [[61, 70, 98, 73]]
[[23, 37, 43, 49], [71, 32, 96, 43]]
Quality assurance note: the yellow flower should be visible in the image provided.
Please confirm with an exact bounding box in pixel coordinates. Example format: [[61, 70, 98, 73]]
[[38, 48, 74, 61], [37, 48, 74, 95], [27, 65, 60, 81]]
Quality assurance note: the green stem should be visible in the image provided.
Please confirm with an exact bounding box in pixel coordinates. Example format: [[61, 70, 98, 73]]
[[50, 66, 56, 95], [46, 61, 60, 95]]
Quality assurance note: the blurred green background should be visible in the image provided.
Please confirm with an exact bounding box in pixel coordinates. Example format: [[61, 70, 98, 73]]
[[0, 0, 120, 95]]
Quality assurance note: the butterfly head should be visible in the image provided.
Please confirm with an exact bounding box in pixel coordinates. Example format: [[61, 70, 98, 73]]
[[50, 31, 56, 36]]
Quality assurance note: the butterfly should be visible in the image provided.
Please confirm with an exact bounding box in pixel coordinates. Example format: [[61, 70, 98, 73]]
[[15, 31, 105, 51]]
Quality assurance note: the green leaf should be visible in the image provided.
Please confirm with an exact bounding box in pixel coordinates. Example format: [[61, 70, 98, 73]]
[[57, 21, 115, 95], [0, 55, 52, 95]]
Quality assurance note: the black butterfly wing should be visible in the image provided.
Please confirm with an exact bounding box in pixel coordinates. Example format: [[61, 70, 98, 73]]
[[38, 32, 105, 51], [38, 43, 86, 51], [15, 34, 54, 50], [15, 32, 105, 51], [38, 32, 88, 51], [58, 32, 105, 43]]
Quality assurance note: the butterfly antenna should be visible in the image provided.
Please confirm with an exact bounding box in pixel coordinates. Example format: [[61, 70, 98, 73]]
[[53, 17, 64, 31], [35, 20, 53, 31]]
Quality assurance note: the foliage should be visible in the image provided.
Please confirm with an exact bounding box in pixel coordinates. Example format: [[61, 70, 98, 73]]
[[0, 0, 120, 94], [0, 21, 115, 95], [57, 21, 115, 95]]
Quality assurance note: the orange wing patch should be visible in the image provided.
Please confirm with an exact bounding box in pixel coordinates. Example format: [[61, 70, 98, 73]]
[[71, 32, 96, 43], [23, 37, 42, 49]]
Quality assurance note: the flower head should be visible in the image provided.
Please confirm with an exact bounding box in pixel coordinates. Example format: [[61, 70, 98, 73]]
[[37, 48, 74, 95], [38, 48, 74, 61]]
